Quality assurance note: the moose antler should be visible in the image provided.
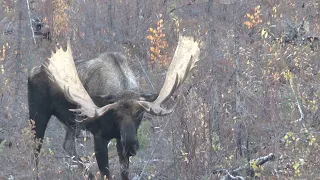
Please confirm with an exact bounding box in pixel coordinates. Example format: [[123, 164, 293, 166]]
[[44, 36, 200, 122], [137, 35, 200, 115], [43, 40, 118, 122]]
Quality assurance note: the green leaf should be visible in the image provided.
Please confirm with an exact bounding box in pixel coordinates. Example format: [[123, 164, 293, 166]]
[[293, 162, 300, 170]]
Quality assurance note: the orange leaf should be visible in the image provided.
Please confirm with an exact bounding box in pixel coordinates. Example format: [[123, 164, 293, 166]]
[[147, 35, 154, 40]]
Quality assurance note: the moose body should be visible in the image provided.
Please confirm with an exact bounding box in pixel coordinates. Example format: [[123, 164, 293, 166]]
[[28, 36, 200, 180], [29, 52, 146, 179]]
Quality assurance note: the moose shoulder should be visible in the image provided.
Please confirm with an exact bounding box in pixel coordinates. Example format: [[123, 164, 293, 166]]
[[28, 36, 200, 180]]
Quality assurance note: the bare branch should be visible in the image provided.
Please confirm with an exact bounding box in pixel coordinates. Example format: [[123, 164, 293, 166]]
[[26, 0, 36, 45], [289, 79, 305, 127]]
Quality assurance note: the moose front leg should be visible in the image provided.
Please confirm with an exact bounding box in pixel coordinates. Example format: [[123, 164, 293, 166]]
[[116, 139, 130, 180], [94, 135, 111, 180]]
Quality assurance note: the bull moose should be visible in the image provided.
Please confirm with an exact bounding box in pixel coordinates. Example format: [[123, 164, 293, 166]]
[[28, 36, 200, 179]]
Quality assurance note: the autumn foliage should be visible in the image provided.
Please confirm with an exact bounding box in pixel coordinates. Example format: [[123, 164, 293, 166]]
[[147, 15, 169, 66], [244, 5, 262, 29], [53, 0, 69, 38], [2, 0, 320, 179]]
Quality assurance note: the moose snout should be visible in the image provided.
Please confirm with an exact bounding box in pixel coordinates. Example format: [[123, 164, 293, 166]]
[[120, 119, 139, 156], [121, 138, 139, 156], [130, 141, 139, 156]]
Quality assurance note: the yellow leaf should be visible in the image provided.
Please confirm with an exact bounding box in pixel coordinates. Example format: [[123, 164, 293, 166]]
[[264, 31, 268, 38], [261, 28, 268, 38], [293, 162, 300, 170], [49, 148, 55, 155], [1, 64, 4, 74]]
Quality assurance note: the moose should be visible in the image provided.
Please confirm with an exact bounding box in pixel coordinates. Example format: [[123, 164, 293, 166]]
[[32, 17, 51, 41], [28, 36, 200, 179]]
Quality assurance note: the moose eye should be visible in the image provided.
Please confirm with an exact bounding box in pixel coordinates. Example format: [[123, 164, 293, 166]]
[[122, 104, 131, 110]]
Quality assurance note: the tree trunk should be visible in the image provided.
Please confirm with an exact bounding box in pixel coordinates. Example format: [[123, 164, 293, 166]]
[[234, 2, 243, 158], [207, 0, 221, 166]]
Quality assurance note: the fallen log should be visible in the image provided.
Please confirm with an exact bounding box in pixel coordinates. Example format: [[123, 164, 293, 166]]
[[213, 153, 275, 179]]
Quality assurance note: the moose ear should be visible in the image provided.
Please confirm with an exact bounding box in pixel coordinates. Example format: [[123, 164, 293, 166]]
[[139, 93, 159, 102], [91, 95, 117, 107]]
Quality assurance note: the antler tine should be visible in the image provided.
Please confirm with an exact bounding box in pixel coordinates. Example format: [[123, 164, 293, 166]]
[[138, 35, 200, 116], [43, 40, 117, 122]]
